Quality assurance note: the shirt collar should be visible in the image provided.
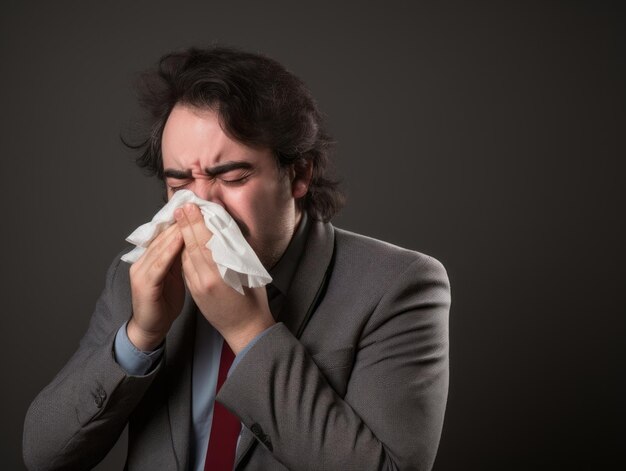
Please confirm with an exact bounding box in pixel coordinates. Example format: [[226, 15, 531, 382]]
[[268, 211, 310, 296]]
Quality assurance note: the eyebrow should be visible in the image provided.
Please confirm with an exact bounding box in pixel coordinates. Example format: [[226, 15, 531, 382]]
[[163, 161, 253, 179], [206, 161, 253, 177], [163, 168, 192, 179]]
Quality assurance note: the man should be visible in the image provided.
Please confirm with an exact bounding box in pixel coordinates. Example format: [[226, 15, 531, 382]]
[[23, 46, 451, 471]]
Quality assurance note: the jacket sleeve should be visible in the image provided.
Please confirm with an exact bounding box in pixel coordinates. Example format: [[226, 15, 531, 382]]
[[22, 255, 161, 471], [217, 255, 451, 471]]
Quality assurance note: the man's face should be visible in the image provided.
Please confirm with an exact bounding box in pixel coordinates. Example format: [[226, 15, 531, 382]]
[[161, 103, 306, 269]]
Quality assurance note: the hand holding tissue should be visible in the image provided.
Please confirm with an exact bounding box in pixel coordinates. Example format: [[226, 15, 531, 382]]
[[122, 189, 272, 294]]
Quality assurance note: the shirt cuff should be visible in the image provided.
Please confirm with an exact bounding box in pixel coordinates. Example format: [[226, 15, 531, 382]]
[[114, 321, 164, 376], [229, 323, 280, 375]]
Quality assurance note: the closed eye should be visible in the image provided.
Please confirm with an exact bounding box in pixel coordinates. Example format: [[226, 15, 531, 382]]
[[167, 181, 191, 192], [219, 172, 252, 185], [167, 172, 252, 192]]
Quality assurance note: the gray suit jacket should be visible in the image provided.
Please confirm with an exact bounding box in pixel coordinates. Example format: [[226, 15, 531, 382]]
[[23, 221, 451, 471]]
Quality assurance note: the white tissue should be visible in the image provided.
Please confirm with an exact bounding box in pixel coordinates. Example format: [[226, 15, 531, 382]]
[[121, 190, 272, 294]]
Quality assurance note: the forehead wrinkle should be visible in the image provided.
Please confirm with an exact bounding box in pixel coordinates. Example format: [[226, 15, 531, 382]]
[[163, 104, 266, 174], [162, 106, 227, 168]]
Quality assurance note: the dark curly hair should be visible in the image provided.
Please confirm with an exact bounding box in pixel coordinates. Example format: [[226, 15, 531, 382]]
[[124, 46, 344, 222]]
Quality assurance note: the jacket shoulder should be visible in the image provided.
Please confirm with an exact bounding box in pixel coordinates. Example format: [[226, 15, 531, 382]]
[[332, 226, 448, 281]]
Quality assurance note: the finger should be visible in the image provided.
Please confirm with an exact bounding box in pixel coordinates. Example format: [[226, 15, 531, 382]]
[[134, 223, 180, 268], [175, 204, 213, 251], [175, 206, 204, 285], [175, 204, 215, 267], [135, 225, 184, 285], [176, 206, 219, 286], [163, 251, 185, 292], [131, 225, 180, 273], [146, 229, 184, 285], [180, 247, 196, 288]]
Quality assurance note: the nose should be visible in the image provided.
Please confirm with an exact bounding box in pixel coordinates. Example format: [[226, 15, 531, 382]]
[[190, 179, 223, 206]]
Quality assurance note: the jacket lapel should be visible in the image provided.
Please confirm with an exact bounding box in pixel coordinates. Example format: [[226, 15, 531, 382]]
[[165, 291, 196, 470], [278, 220, 335, 337], [234, 220, 335, 467]]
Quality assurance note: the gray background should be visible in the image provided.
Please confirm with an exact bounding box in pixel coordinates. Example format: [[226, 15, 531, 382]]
[[1, 1, 624, 469]]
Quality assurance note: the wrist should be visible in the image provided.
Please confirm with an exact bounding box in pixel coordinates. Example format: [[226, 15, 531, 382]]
[[127, 318, 167, 352], [226, 317, 276, 355]]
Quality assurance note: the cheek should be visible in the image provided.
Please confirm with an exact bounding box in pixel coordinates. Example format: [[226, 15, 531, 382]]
[[237, 185, 288, 234], [219, 186, 264, 237]]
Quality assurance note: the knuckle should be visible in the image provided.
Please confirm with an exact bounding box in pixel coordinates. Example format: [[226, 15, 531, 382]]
[[129, 264, 144, 283], [185, 239, 199, 251], [130, 276, 145, 295], [153, 256, 165, 273], [199, 272, 218, 292]]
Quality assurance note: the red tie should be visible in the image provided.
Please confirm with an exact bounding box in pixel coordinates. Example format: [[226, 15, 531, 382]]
[[204, 340, 241, 471]]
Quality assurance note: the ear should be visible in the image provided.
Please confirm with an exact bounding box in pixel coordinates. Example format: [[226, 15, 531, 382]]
[[291, 159, 313, 199]]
